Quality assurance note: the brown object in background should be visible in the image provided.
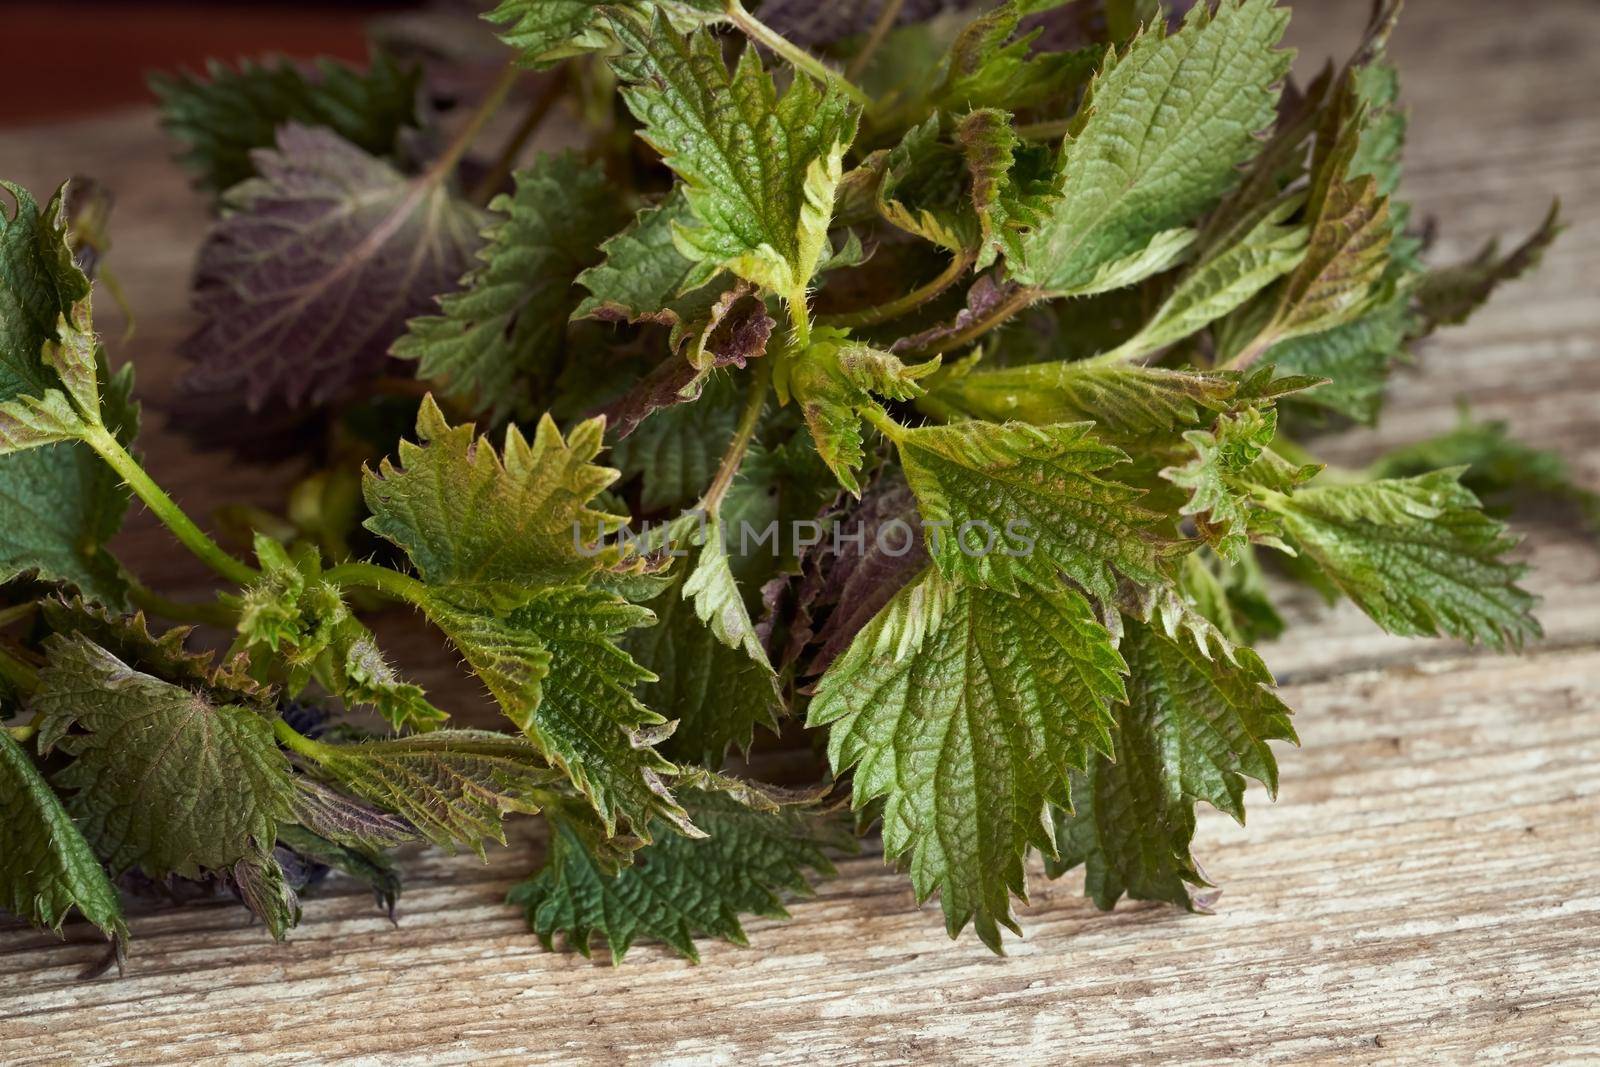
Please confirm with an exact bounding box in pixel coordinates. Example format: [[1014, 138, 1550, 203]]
[[0, 2, 387, 126]]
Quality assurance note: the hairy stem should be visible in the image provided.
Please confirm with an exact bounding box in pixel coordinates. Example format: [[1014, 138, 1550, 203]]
[[725, 0, 871, 107], [469, 70, 568, 207], [860, 402, 906, 443], [84, 426, 257, 586], [700, 360, 773, 514], [323, 561, 433, 610], [273, 716, 336, 763], [126, 578, 238, 628], [1015, 117, 1074, 142], [899, 285, 1042, 358], [846, 0, 906, 81], [818, 253, 971, 329]]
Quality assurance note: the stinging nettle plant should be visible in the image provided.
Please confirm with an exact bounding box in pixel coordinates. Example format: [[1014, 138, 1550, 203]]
[[1, 0, 1584, 966]]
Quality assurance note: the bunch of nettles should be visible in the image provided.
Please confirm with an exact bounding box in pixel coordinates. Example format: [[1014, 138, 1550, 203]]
[[2, 0, 1583, 967]]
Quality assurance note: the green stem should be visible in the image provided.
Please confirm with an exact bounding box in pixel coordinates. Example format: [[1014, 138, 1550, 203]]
[[818, 253, 970, 330], [84, 426, 257, 586], [846, 0, 905, 81], [861, 403, 906, 443], [725, 0, 871, 107], [273, 717, 335, 763], [0, 643, 39, 694], [700, 360, 773, 514], [900, 285, 1041, 359], [323, 562, 432, 610], [469, 69, 567, 207], [126, 578, 238, 628], [1015, 117, 1074, 142]]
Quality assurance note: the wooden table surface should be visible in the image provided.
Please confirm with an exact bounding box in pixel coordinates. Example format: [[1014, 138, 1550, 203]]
[[2, 1, 1598, 1062]]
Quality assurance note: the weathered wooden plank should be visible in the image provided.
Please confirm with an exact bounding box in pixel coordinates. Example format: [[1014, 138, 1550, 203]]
[[2, 648, 1596, 1063], [1, 0, 1597, 1060]]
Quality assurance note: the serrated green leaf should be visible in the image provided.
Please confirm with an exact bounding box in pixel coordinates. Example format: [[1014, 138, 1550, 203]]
[[421, 585, 691, 839], [297, 729, 565, 855], [1161, 406, 1282, 562], [609, 11, 859, 313], [573, 187, 727, 329], [486, 0, 724, 69], [237, 538, 446, 730], [924, 359, 1245, 436], [1046, 618, 1295, 909], [511, 785, 846, 962], [780, 328, 939, 495], [150, 51, 421, 193], [1367, 412, 1600, 532], [809, 567, 1126, 949], [888, 418, 1176, 602], [1270, 287, 1407, 424], [364, 398, 627, 597], [931, 1, 1099, 117], [626, 554, 783, 767], [1265, 469, 1541, 648], [1011, 0, 1291, 295], [1101, 195, 1309, 363], [394, 152, 623, 418], [1, 182, 133, 606], [33, 634, 296, 878], [0, 728, 127, 949]]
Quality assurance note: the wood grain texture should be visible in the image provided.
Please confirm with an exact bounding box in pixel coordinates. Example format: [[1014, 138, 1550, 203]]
[[2, 0, 1598, 1061]]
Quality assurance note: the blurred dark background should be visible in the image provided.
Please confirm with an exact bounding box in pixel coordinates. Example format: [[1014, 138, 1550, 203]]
[[0, 2, 419, 124]]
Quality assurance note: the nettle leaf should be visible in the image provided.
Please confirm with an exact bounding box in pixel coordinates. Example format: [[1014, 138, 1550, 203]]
[[34, 635, 296, 878], [0, 182, 133, 606], [925, 359, 1244, 436], [874, 110, 1020, 269], [1011, 0, 1290, 295], [364, 398, 626, 596], [887, 418, 1177, 602], [1047, 618, 1295, 909], [810, 567, 1126, 949], [276, 822, 403, 919], [1101, 194, 1309, 363], [487, 0, 725, 68], [1257, 174, 1392, 348], [511, 785, 847, 963], [609, 11, 859, 312], [150, 52, 421, 193], [1270, 291, 1407, 424], [232, 849, 302, 941], [238, 538, 445, 730], [1161, 406, 1282, 561], [1264, 469, 1541, 649], [0, 728, 127, 949], [287, 777, 416, 853], [1413, 202, 1562, 336], [932, 1, 1100, 116], [625, 510, 784, 766], [181, 125, 483, 409], [780, 328, 940, 495], [394, 152, 623, 417], [627, 553, 783, 767], [423, 585, 691, 839], [300, 730, 564, 855], [573, 188, 727, 330]]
